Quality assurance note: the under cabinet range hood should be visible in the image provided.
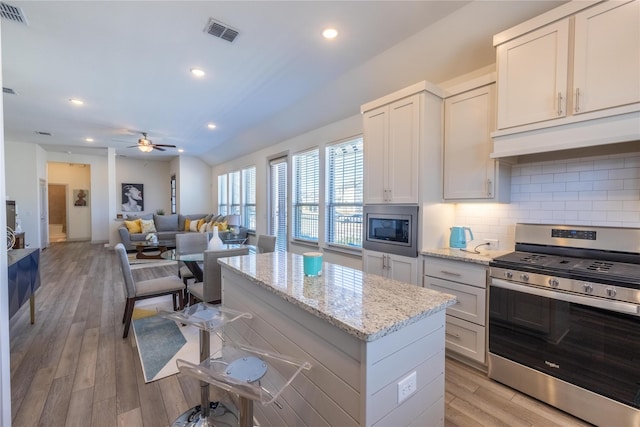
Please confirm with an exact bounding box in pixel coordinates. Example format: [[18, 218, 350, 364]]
[[490, 110, 640, 158]]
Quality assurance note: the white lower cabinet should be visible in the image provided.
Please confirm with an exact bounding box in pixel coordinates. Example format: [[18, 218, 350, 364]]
[[424, 256, 487, 365], [363, 250, 419, 285]]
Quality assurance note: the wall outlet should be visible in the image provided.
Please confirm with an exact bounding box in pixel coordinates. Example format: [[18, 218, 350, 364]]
[[397, 371, 417, 403], [484, 239, 499, 250]]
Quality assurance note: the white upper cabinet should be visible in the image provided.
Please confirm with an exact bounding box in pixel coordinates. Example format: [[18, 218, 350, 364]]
[[572, 0, 640, 114], [491, 0, 640, 157], [363, 94, 420, 204], [444, 80, 509, 202], [496, 19, 570, 129]]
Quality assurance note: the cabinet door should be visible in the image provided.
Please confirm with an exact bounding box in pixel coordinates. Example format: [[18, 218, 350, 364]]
[[363, 106, 388, 204], [496, 19, 569, 129], [444, 84, 496, 200], [573, 0, 640, 114], [387, 94, 420, 204], [362, 249, 386, 277], [387, 254, 418, 285]]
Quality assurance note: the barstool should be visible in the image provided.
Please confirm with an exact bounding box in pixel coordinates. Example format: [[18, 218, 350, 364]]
[[160, 302, 253, 427], [165, 305, 311, 427]]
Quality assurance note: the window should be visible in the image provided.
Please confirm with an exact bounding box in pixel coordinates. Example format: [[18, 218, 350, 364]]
[[292, 149, 319, 242], [242, 166, 256, 230], [217, 167, 256, 231], [326, 137, 363, 248], [270, 157, 287, 252], [217, 174, 228, 215], [170, 174, 176, 214], [228, 171, 241, 215]]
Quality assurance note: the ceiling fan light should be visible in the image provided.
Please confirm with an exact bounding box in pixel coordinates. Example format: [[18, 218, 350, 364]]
[[138, 144, 153, 153]]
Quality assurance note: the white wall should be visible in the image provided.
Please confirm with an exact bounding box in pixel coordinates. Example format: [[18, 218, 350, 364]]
[[47, 162, 92, 240], [116, 157, 171, 215], [454, 147, 640, 250], [177, 156, 212, 214], [4, 141, 44, 248]]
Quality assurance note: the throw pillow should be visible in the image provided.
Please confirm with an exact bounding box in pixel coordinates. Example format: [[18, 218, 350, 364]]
[[140, 218, 156, 234], [214, 220, 228, 231], [154, 214, 178, 232], [198, 222, 208, 233], [124, 219, 142, 234], [189, 218, 202, 232], [184, 218, 192, 231]]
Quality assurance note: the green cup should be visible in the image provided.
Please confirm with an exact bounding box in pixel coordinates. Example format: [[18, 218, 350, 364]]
[[303, 252, 323, 277]]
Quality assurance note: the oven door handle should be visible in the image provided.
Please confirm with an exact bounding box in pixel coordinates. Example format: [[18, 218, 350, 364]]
[[491, 278, 640, 316]]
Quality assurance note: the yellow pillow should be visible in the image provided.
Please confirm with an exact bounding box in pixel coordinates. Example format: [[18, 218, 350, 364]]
[[124, 219, 142, 234], [184, 218, 192, 231], [197, 218, 207, 230], [214, 220, 228, 231]]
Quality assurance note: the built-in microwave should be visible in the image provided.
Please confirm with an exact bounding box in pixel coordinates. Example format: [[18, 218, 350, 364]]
[[362, 205, 419, 258]]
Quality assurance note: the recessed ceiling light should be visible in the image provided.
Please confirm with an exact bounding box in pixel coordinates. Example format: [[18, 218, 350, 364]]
[[178, 149, 184, 153], [85, 138, 94, 142], [322, 28, 338, 39], [207, 123, 217, 129], [69, 98, 84, 105], [191, 68, 205, 77]]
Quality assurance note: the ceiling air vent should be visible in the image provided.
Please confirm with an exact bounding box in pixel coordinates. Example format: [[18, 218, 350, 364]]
[[35, 131, 52, 136], [0, 2, 27, 24], [204, 18, 239, 43], [3, 87, 16, 95]]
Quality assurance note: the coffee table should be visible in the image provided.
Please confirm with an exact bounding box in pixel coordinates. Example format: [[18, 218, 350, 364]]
[[133, 240, 174, 259]]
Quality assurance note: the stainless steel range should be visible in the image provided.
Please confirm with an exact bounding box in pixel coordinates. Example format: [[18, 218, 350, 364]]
[[488, 223, 640, 427]]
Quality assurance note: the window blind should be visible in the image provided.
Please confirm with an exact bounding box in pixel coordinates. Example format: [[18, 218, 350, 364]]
[[292, 149, 319, 241], [229, 170, 241, 215], [270, 157, 287, 252], [217, 174, 228, 215], [242, 166, 256, 230]]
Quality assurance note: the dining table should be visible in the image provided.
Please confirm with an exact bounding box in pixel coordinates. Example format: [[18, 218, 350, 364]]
[[161, 244, 258, 283]]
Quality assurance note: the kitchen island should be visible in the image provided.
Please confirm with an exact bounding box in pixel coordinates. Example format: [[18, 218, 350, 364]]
[[219, 251, 456, 427]]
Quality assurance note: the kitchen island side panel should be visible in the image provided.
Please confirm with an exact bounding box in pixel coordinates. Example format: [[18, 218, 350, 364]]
[[223, 267, 446, 426], [223, 268, 361, 427]]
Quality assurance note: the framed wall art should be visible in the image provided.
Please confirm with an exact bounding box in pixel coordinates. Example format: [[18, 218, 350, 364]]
[[73, 189, 89, 207], [121, 183, 144, 212]]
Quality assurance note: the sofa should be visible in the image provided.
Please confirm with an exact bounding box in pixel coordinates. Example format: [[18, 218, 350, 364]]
[[118, 213, 248, 251]]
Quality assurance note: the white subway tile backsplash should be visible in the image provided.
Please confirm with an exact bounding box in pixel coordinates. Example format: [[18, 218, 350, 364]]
[[594, 157, 625, 170], [453, 150, 640, 250], [566, 181, 593, 192], [608, 190, 640, 201], [543, 164, 567, 174], [593, 180, 624, 191]]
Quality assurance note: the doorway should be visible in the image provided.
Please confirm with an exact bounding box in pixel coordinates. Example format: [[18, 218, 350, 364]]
[[48, 184, 67, 242], [269, 156, 287, 252]]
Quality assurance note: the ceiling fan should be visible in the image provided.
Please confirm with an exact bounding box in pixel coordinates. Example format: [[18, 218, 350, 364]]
[[127, 132, 176, 152]]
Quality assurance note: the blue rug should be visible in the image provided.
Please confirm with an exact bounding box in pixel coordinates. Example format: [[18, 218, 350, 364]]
[[133, 314, 210, 383]]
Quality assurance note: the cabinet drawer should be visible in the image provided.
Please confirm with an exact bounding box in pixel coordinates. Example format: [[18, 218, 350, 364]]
[[444, 315, 486, 364], [424, 257, 486, 287], [425, 277, 486, 326]]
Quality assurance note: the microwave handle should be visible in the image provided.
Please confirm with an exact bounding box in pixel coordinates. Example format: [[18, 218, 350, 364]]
[[491, 278, 640, 316]]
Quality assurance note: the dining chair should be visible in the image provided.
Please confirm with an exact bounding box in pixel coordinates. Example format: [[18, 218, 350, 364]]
[[175, 232, 209, 286], [189, 247, 249, 304], [115, 243, 185, 338], [257, 234, 277, 253]]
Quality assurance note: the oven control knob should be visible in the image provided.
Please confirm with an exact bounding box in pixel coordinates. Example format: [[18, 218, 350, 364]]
[[549, 278, 559, 288], [583, 284, 594, 293], [520, 273, 529, 282], [606, 288, 617, 298], [504, 271, 513, 279]]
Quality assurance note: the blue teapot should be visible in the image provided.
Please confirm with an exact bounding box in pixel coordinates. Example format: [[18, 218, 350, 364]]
[[450, 226, 474, 249]]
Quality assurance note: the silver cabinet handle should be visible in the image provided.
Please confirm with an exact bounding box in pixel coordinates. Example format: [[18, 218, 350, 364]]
[[575, 88, 580, 113], [440, 270, 461, 277], [446, 332, 461, 339], [487, 178, 493, 197], [382, 254, 386, 270], [387, 254, 391, 271], [557, 92, 563, 116]]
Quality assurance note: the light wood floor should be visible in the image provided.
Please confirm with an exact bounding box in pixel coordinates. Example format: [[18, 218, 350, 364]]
[[9, 242, 594, 427]]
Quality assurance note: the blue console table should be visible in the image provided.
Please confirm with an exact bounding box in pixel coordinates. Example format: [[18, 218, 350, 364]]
[[8, 248, 40, 323]]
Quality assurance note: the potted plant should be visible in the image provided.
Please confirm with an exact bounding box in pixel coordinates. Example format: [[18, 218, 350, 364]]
[[156, 209, 165, 215]]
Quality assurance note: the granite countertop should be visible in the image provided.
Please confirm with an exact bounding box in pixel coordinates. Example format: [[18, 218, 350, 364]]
[[219, 252, 456, 342], [421, 247, 511, 265]]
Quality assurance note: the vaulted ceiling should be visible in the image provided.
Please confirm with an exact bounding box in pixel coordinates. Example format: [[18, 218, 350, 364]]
[[1, 1, 566, 164]]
